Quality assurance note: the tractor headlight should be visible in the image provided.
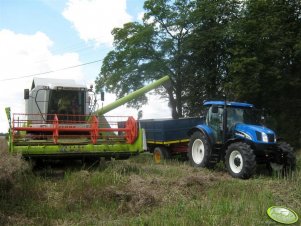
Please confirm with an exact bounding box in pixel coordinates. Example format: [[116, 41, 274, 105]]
[[261, 132, 268, 143]]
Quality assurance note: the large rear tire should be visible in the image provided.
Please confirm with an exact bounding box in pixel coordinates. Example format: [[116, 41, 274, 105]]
[[225, 142, 256, 179], [188, 131, 211, 167], [153, 146, 170, 164]]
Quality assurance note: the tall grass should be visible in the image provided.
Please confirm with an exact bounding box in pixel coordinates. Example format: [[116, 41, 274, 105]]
[[0, 138, 29, 191], [0, 146, 300, 225]]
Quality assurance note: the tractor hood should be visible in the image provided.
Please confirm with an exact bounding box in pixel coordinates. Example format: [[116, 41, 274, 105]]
[[234, 123, 276, 144]]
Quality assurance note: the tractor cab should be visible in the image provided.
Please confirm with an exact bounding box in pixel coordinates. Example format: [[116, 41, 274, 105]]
[[203, 101, 274, 146]]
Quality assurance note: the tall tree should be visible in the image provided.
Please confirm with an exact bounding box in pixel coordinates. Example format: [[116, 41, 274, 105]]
[[228, 0, 301, 146], [183, 0, 241, 116], [96, 0, 197, 118]]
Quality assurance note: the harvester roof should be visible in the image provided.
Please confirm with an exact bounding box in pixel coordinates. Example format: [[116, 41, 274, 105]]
[[31, 77, 86, 90]]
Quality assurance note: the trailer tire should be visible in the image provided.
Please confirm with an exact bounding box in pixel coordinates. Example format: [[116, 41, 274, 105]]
[[188, 131, 211, 167], [153, 146, 170, 164], [225, 142, 256, 179]]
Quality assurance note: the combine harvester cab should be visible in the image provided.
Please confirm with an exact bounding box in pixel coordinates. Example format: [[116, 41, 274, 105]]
[[6, 76, 169, 160]]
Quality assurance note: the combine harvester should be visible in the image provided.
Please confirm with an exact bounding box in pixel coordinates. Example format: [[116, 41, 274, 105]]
[[5, 76, 169, 160]]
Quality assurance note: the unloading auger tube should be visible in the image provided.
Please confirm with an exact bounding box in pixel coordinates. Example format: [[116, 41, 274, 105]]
[[93, 75, 170, 144], [95, 75, 170, 115]]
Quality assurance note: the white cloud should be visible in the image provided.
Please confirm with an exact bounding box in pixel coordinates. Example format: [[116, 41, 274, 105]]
[[0, 29, 84, 133], [102, 93, 171, 120], [137, 11, 145, 22], [62, 0, 132, 46], [0, 29, 171, 134]]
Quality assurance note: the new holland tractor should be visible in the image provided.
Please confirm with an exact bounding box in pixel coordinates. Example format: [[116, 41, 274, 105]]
[[5, 76, 170, 160], [188, 101, 296, 179]]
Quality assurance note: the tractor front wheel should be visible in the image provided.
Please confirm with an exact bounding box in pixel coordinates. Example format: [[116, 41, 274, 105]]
[[225, 142, 256, 179], [153, 146, 170, 164]]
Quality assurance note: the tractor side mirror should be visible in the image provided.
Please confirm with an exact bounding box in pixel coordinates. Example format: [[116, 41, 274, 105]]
[[212, 105, 219, 114], [24, 89, 29, 99]]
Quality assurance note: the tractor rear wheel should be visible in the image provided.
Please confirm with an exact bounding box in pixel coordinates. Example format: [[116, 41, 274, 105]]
[[188, 131, 211, 167], [225, 142, 256, 179], [153, 146, 170, 164]]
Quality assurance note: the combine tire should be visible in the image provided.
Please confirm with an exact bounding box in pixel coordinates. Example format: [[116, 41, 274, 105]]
[[188, 131, 211, 167], [225, 142, 256, 179], [153, 146, 170, 164], [269, 142, 296, 176]]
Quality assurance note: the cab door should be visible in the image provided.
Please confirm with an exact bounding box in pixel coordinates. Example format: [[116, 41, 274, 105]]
[[206, 105, 224, 144]]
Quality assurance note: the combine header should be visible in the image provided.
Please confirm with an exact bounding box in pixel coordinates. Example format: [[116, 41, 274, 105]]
[[6, 76, 169, 159]]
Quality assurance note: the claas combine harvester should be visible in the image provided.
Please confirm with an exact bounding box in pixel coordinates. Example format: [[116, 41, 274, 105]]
[[5, 76, 170, 160]]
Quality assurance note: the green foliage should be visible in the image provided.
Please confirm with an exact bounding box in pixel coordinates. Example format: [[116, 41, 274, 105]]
[[97, 0, 301, 146], [228, 0, 301, 146], [183, 0, 241, 116], [97, 0, 198, 118]]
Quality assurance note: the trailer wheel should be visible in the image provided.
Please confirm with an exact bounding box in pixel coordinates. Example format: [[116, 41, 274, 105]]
[[153, 146, 170, 164], [225, 142, 256, 179], [188, 131, 211, 167]]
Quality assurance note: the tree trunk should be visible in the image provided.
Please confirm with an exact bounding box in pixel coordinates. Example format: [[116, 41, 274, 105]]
[[166, 87, 179, 119]]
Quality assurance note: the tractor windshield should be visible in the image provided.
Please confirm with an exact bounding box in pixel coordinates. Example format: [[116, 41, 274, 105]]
[[227, 107, 261, 128]]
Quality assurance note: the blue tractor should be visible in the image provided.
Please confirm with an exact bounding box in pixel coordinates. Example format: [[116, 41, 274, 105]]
[[188, 101, 296, 179]]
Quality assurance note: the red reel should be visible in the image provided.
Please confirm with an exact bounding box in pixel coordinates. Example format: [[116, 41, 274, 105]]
[[125, 116, 138, 144]]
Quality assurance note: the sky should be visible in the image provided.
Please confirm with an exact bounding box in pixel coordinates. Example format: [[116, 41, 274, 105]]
[[0, 0, 171, 133]]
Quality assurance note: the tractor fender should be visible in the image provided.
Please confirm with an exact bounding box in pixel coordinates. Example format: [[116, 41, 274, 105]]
[[224, 137, 247, 148], [221, 138, 254, 162], [188, 124, 215, 145], [224, 137, 256, 152]]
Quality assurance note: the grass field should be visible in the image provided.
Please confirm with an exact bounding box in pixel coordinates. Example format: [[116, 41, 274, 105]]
[[0, 138, 300, 226]]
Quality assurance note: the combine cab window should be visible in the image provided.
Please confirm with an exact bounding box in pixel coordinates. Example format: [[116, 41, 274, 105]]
[[48, 90, 85, 115]]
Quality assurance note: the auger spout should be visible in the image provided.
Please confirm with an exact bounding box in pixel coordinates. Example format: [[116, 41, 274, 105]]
[[95, 75, 170, 115]]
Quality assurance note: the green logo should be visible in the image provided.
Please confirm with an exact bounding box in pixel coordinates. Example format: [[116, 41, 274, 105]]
[[267, 206, 298, 224]]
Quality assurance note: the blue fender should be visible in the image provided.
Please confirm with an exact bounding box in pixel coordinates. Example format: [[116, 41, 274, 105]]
[[188, 124, 215, 145]]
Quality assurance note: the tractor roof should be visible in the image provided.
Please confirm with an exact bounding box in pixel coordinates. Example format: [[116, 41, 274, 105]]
[[203, 101, 254, 108], [31, 77, 86, 90]]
